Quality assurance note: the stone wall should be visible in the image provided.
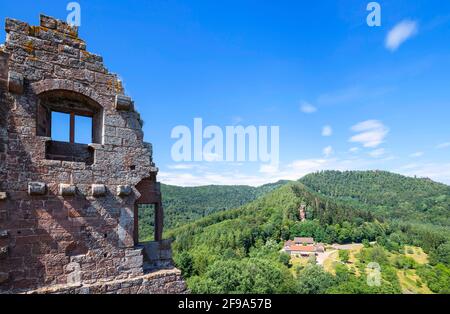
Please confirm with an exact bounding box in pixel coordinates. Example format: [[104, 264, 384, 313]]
[[0, 15, 183, 293], [25, 269, 187, 294]]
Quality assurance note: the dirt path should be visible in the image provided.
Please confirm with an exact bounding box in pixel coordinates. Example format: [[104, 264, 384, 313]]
[[331, 243, 364, 250], [316, 250, 337, 265]]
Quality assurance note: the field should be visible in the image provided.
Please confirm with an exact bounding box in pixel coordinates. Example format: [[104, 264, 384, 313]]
[[320, 244, 435, 294]]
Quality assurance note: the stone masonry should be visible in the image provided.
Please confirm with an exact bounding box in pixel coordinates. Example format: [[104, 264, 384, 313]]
[[0, 15, 186, 293]]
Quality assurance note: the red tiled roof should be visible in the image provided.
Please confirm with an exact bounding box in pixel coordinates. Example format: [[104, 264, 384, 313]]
[[286, 245, 316, 252], [294, 237, 314, 244]]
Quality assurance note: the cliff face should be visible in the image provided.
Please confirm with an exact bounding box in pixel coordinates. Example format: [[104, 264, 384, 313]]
[[0, 14, 186, 294]]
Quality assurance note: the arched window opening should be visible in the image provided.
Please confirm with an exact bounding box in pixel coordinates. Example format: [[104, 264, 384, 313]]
[[37, 90, 103, 164]]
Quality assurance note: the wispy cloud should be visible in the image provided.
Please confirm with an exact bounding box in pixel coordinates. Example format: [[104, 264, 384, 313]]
[[409, 151, 424, 158], [300, 101, 317, 113], [369, 148, 386, 158], [160, 156, 450, 187], [385, 20, 418, 51], [259, 164, 279, 174], [323, 146, 334, 157], [437, 142, 450, 149], [167, 163, 195, 170], [349, 120, 389, 148], [322, 125, 333, 137], [397, 163, 450, 184]]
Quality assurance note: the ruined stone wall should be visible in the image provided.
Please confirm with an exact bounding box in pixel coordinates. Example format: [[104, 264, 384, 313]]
[[25, 269, 187, 294], [0, 15, 182, 293]]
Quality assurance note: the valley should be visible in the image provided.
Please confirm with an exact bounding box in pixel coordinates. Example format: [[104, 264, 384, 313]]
[[143, 170, 450, 294]]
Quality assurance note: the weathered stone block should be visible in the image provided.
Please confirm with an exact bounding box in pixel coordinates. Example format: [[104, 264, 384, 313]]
[[124, 255, 143, 269], [40, 14, 57, 29], [115, 95, 133, 111], [59, 184, 77, 196], [0, 51, 8, 90], [0, 192, 7, 200], [5, 18, 29, 33], [56, 20, 79, 38], [118, 208, 134, 248], [91, 184, 106, 197], [117, 185, 132, 197], [28, 182, 47, 195], [0, 230, 8, 239], [8, 71, 24, 94]]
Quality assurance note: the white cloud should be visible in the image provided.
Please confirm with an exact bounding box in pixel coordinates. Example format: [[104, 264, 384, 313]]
[[259, 164, 279, 174], [160, 156, 450, 187], [323, 146, 334, 157], [397, 163, 450, 185], [369, 148, 386, 158], [409, 151, 424, 158], [349, 120, 389, 148], [322, 125, 333, 137], [349, 147, 360, 153], [300, 101, 317, 113], [167, 164, 195, 170], [385, 20, 418, 51], [437, 142, 450, 149]]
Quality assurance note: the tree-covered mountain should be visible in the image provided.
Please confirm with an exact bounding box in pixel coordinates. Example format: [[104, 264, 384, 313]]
[[299, 170, 450, 226], [162, 171, 450, 294], [160, 180, 290, 229], [138, 180, 289, 241]]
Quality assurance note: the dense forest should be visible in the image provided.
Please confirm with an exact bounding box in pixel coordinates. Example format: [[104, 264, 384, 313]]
[[300, 170, 450, 226], [137, 180, 287, 241], [148, 171, 450, 293]]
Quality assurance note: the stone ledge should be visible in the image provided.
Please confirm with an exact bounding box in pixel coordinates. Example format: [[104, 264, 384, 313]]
[[117, 185, 132, 197], [28, 182, 47, 195], [23, 268, 187, 294], [59, 184, 77, 196], [115, 95, 133, 111], [91, 184, 106, 197]]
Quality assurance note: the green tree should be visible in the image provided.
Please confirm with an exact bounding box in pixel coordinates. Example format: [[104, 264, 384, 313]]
[[339, 250, 350, 263], [297, 265, 335, 294]]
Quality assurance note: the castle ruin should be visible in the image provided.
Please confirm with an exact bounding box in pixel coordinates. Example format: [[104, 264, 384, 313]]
[[0, 15, 186, 294]]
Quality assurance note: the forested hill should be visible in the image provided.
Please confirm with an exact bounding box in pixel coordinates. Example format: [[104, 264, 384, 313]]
[[168, 181, 379, 253], [300, 170, 450, 226], [167, 173, 450, 294], [161, 180, 289, 229]]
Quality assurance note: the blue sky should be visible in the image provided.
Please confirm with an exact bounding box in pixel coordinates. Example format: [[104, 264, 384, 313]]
[[1, 0, 449, 186]]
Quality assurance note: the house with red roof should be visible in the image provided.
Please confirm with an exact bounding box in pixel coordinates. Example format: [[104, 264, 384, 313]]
[[283, 237, 325, 257]]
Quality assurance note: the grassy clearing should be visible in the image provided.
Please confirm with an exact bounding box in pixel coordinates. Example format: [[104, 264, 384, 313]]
[[397, 269, 433, 294], [404, 246, 428, 265], [290, 256, 310, 277], [348, 246, 363, 276], [323, 251, 339, 274]]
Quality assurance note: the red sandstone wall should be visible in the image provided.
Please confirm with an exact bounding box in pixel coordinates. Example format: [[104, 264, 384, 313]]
[[0, 15, 165, 293]]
